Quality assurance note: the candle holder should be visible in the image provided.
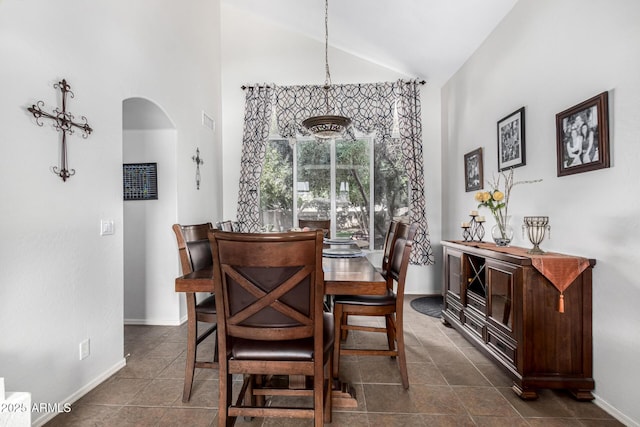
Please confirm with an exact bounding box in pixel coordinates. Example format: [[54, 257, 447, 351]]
[[522, 216, 550, 255], [462, 226, 471, 242], [475, 220, 485, 242], [469, 214, 478, 241], [468, 213, 486, 242]]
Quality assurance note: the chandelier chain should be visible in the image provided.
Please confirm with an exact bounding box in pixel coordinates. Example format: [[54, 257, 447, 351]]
[[324, 0, 331, 87]]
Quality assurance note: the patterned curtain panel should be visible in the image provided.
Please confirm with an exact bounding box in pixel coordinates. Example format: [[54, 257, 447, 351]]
[[235, 85, 274, 232], [396, 80, 434, 265], [235, 80, 433, 264]]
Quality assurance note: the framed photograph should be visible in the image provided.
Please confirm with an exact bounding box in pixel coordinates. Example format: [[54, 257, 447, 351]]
[[497, 107, 526, 171], [556, 91, 610, 177], [464, 148, 483, 192]]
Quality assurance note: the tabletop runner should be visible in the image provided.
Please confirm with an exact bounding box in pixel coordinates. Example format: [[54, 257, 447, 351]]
[[455, 241, 590, 312]]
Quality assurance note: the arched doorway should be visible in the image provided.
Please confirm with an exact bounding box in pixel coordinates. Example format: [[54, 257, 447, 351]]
[[122, 97, 181, 325]]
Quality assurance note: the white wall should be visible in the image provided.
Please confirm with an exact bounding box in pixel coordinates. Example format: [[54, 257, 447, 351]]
[[0, 1, 221, 424], [123, 129, 181, 325], [220, 3, 443, 294], [442, 0, 640, 425]]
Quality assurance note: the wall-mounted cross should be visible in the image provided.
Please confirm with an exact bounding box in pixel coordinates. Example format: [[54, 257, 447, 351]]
[[27, 79, 93, 182], [192, 147, 204, 190]]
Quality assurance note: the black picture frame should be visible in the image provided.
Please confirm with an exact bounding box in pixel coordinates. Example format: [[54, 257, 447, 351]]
[[464, 148, 483, 192], [123, 163, 158, 200], [497, 107, 526, 171], [556, 91, 610, 177]]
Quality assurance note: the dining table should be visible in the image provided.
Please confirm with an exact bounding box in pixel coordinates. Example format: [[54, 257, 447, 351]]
[[174, 246, 386, 408]]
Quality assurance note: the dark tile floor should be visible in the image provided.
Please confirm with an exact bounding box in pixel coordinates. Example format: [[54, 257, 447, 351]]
[[46, 296, 621, 426]]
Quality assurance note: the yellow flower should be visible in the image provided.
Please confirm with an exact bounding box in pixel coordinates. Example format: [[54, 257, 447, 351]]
[[493, 191, 504, 201], [474, 191, 484, 202], [482, 192, 491, 202]]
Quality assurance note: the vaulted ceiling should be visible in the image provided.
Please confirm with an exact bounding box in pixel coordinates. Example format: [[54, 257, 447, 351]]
[[223, 0, 519, 86]]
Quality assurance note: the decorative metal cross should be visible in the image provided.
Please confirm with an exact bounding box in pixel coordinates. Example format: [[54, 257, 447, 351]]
[[192, 147, 204, 190], [27, 79, 93, 182]]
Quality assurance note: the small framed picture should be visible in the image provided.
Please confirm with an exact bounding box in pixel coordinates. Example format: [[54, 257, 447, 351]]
[[497, 107, 526, 171], [123, 163, 158, 200], [464, 147, 483, 192], [556, 91, 610, 177]]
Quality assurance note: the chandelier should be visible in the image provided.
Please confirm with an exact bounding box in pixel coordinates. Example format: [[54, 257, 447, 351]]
[[302, 0, 351, 139]]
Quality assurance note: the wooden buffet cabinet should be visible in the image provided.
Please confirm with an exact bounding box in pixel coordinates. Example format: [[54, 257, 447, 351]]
[[441, 240, 595, 400]]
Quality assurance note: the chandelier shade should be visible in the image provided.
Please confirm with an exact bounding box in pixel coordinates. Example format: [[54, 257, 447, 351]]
[[302, 114, 351, 139], [303, 0, 351, 139]]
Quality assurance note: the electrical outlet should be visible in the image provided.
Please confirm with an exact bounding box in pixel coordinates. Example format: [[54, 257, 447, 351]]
[[79, 339, 90, 360]]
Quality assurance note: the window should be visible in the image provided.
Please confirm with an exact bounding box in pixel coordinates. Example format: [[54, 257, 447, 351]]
[[260, 135, 409, 250]]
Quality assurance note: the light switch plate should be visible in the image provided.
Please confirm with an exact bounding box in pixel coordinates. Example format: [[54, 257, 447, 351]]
[[100, 219, 114, 236], [79, 339, 90, 360]]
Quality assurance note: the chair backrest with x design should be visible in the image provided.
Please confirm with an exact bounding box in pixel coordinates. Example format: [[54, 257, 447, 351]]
[[209, 229, 331, 426], [211, 230, 325, 342]]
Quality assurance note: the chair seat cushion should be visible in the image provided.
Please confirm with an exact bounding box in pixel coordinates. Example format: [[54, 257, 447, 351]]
[[195, 295, 216, 315], [231, 313, 334, 361], [334, 289, 396, 306]]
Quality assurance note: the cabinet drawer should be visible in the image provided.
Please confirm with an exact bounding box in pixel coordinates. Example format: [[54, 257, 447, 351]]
[[466, 291, 486, 313], [463, 308, 486, 340], [444, 293, 463, 321], [487, 326, 517, 367]]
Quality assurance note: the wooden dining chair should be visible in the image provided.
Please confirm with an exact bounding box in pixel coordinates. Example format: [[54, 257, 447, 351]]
[[209, 229, 333, 427], [336, 219, 399, 341], [379, 219, 399, 279], [299, 219, 330, 238], [172, 223, 218, 402], [216, 220, 238, 232], [332, 221, 417, 389]]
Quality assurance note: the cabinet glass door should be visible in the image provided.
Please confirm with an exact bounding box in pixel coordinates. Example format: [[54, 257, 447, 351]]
[[446, 252, 461, 296], [487, 263, 515, 330]]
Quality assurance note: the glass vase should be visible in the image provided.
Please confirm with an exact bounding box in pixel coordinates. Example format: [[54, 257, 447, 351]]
[[491, 215, 513, 246]]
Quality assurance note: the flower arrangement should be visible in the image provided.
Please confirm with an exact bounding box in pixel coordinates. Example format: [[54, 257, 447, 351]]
[[474, 168, 541, 245]]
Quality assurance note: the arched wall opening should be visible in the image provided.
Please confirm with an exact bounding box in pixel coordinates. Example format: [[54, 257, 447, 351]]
[[122, 97, 182, 325]]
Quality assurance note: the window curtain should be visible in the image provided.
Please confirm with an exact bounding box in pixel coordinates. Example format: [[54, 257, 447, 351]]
[[235, 80, 434, 265], [235, 85, 273, 232], [395, 80, 434, 265]]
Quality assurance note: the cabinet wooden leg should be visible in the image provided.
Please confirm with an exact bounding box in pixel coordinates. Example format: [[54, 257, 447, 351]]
[[512, 384, 538, 400], [569, 389, 595, 401]]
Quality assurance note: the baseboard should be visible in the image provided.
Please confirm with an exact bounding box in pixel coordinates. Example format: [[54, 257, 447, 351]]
[[31, 357, 127, 427], [124, 318, 183, 326], [593, 393, 638, 427]]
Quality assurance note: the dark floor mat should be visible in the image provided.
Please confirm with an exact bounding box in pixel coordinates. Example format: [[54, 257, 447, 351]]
[[410, 295, 443, 318]]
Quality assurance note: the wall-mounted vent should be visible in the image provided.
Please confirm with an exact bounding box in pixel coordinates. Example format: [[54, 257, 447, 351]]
[[202, 111, 214, 131]]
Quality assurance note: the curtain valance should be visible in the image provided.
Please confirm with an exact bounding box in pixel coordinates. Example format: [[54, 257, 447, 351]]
[[273, 82, 396, 143]]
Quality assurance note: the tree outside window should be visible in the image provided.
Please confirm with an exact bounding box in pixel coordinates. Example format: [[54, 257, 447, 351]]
[[259, 136, 408, 249]]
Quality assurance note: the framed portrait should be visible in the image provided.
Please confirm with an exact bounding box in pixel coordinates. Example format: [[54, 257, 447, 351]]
[[497, 107, 526, 171], [464, 148, 483, 192], [556, 91, 610, 177]]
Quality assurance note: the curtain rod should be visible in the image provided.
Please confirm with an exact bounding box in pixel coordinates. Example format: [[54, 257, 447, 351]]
[[241, 84, 274, 90], [241, 79, 425, 90]]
